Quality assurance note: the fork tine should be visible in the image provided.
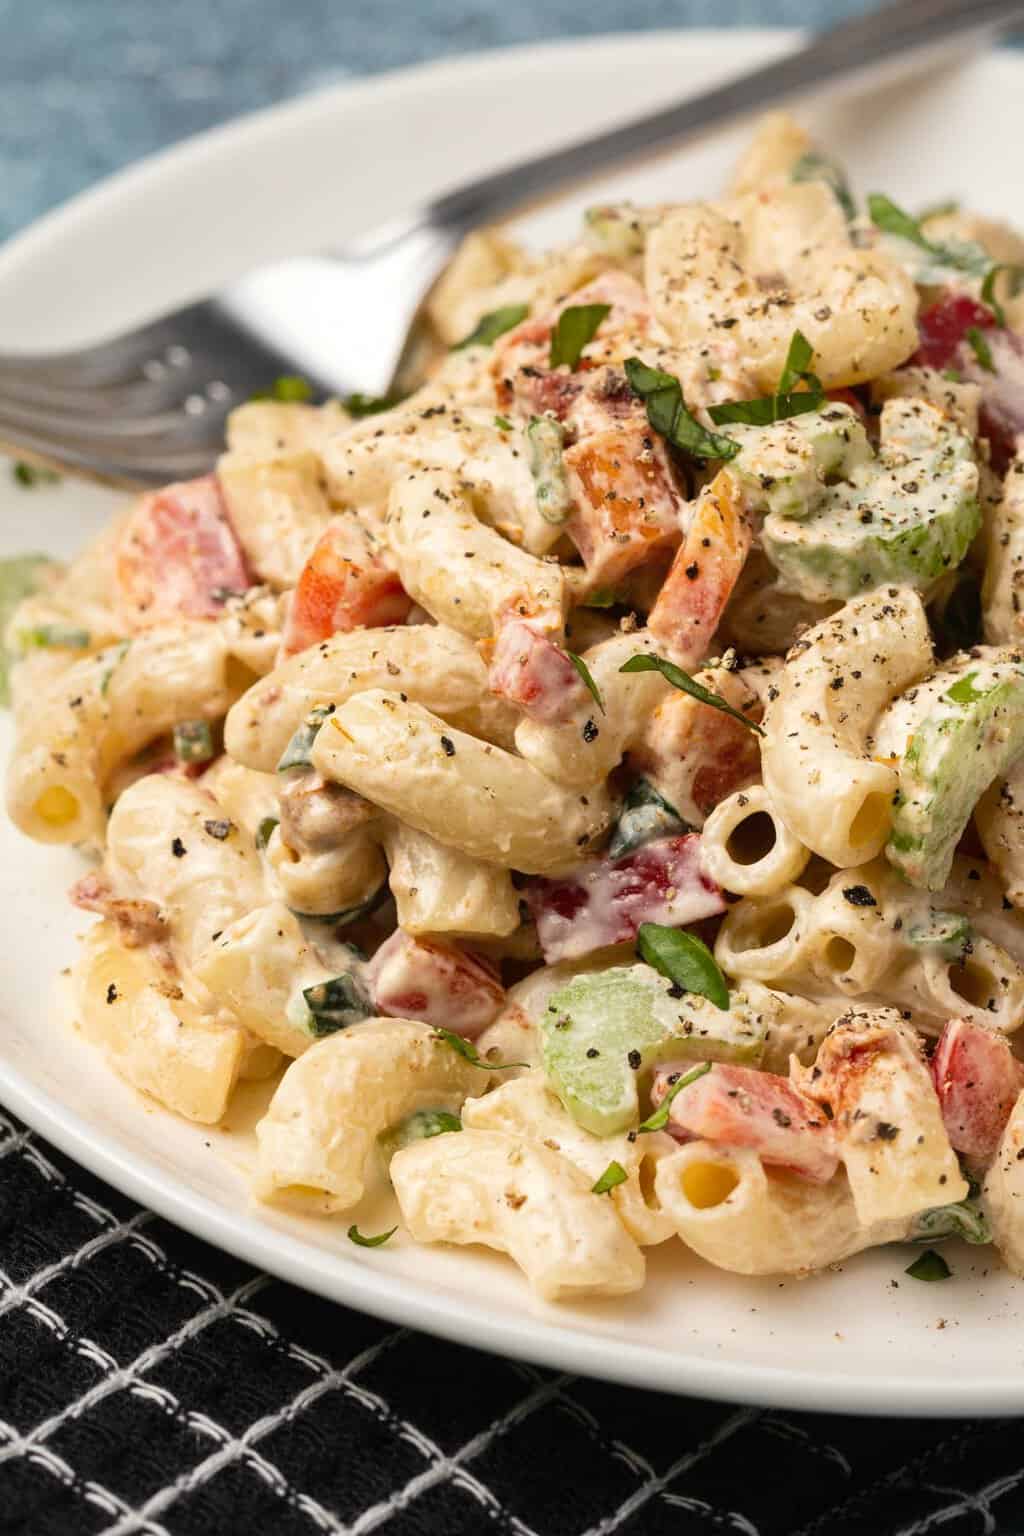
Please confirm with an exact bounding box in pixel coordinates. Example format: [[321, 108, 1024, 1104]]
[[0, 392, 230, 443]]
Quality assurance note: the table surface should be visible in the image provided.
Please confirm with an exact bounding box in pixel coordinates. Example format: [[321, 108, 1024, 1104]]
[[3, 3, 1024, 1534]]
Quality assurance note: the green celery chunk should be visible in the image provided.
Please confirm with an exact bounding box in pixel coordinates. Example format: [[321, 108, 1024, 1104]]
[[541, 964, 765, 1135], [907, 909, 973, 961], [888, 655, 1024, 890], [761, 398, 979, 602], [725, 405, 872, 520], [173, 719, 215, 764], [608, 778, 688, 859], [527, 415, 573, 524]]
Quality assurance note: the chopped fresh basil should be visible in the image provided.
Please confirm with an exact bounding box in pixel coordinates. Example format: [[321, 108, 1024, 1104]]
[[277, 704, 332, 771], [348, 1224, 398, 1248], [565, 650, 605, 715], [942, 368, 964, 383], [302, 972, 373, 1037], [172, 719, 215, 765], [549, 302, 612, 370], [291, 880, 388, 928], [380, 1109, 462, 1162], [255, 816, 279, 850], [904, 1248, 951, 1282], [619, 652, 764, 736], [494, 414, 514, 431], [709, 330, 824, 427], [99, 639, 131, 698], [791, 149, 856, 221], [624, 357, 740, 463], [12, 461, 60, 488], [608, 778, 687, 860], [17, 623, 90, 652], [592, 1160, 628, 1195], [636, 924, 730, 1010], [343, 389, 407, 418], [981, 264, 1024, 328], [638, 1061, 712, 1134], [909, 1194, 990, 1246], [965, 326, 995, 373], [0, 553, 57, 707], [579, 588, 619, 609], [432, 1027, 526, 1071], [868, 193, 990, 278], [945, 672, 987, 706], [252, 375, 314, 403], [452, 303, 529, 351]]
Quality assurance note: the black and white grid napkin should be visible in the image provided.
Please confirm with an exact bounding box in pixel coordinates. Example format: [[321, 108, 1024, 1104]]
[[1, 1103, 1022, 1536]]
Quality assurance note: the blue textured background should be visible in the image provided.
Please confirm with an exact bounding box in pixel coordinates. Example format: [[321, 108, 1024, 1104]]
[[0, 0, 876, 243]]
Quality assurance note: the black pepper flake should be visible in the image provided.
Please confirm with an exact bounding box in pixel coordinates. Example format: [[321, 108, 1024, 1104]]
[[627, 1049, 642, 1070], [685, 563, 699, 581], [585, 1047, 600, 1059], [875, 1121, 899, 1141], [842, 884, 876, 907], [582, 718, 599, 743], [439, 736, 456, 757], [203, 818, 232, 841], [771, 1108, 792, 1128], [105, 983, 118, 1005], [171, 837, 187, 858]]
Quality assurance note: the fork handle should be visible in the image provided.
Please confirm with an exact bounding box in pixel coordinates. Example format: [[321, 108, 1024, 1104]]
[[414, 0, 1023, 234]]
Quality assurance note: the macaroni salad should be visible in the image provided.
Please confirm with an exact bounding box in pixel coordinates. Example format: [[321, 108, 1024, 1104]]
[[8, 112, 1024, 1301]]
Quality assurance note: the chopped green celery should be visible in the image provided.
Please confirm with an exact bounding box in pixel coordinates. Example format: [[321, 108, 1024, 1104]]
[[255, 816, 279, 850], [527, 415, 573, 524], [583, 203, 647, 260], [888, 655, 1024, 890], [0, 554, 57, 706], [725, 405, 872, 520], [790, 148, 856, 221], [379, 1109, 461, 1163], [761, 398, 979, 602], [541, 964, 765, 1135], [172, 719, 215, 764], [909, 1193, 991, 1245], [300, 970, 372, 1037], [608, 778, 688, 859], [17, 622, 89, 651], [907, 909, 973, 961], [277, 704, 332, 771]]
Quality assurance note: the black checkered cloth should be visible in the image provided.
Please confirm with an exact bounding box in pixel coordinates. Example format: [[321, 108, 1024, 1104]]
[[2, 1107, 1024, 1535]]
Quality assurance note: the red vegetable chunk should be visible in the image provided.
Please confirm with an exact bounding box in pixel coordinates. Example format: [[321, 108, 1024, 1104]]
[[487, 619, 583, 723], [115, 474, 251, 629], [524, 833, 725, 963], [281, 520, 411, 657], [913, 293, 996, 371], [367, 930, 505, 1039], [650, 1060, 839, 1183], [931, 1017, 1024, 1166]]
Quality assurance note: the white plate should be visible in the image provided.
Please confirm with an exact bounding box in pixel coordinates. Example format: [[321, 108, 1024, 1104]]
[[3, 29, 1024, 1417]]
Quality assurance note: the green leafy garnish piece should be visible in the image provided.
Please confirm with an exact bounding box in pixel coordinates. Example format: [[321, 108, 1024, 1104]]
[[945, 671, 987, 706], [12, 462, 60, 488], [592, 1160, 628, 1195], [348, 1224, 398, 1248], [619, 653, 764, 736], [638, 1061, 712, 1134], [453, 303, 529, 351], [172, 719, 215, 765], [302, 973, 373, 1037], [565, 650, 605, 715], [910, 1193, 990, 1246], [709, 330, 824, 427], [981, 264, 1024, 328], [965, 327, 995, 373], [624, 357, 740, 463], [99, 639, 131, 698], [579, 588, 619, 609], [343, 390, 406, 418], [791, 149, 856, 221], [549, 303, 612, 370], [17, 623, 90, 651], [636, 924, 730, 1010], [905, 1248, 951, 1282], [277, 704, 332, 771], [252, 375, 314, 403], [256, 816, 279, 850], [494, 414, 514, 431], [0, 553, 57, 707], [868, 194, 990, 278], [432, 1027, 525, 1071]]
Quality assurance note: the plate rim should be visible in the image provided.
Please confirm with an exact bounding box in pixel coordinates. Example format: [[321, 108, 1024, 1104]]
[[4, 29, 1024, 1417]]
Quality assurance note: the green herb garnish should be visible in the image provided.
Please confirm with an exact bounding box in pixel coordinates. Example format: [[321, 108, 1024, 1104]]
[[172, 719, 215, 765], [637, 924, 730, 1010], [432, 1028, 525, 1071], [302, 973, 373, 1037], [12, 462, 60, 488], [0, 554, 57, 707], [252, 375, 314, 403], [277, 704, 332, 771], [619, 653, 764, 735], [709, 330, 824, 427], [624, 357, 740, 463], [565, 650, 605, 715], [453, 303, 529, 351], [592, 1160, 628, 1195], [17, 623, 90, 651], [965, 327, 995, 373], [348, 1224, 398, 1248], [494, 414, 514, 431], [343, 390, 407, 418], [637, 1061, 712, 1134], [99, 639, 131, 698], [549, 303, 612, 370], [579, 588, 619, 609], [256, 816, 279, 850], [791, 149, 856, 221], [981, 264, 1024, 328], [905, 1248, 951, 1282], [868, 194, 990, 278], [945, 672, 987, 706]]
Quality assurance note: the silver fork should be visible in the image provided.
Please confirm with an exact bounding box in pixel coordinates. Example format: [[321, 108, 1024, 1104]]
[[1, 0, 1020, 487]]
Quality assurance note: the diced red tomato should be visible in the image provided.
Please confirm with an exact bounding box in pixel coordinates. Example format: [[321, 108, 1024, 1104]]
[[367, 930, 505, 1039], [487, 619, 583, 723], [281, 520, 411, 657], [115, 475, 252, 629], [524, 833, 725, 963], [564, 425, 684, 589], [650, 1060, 838, 1183], [913, 293, 997, 370], [648, 471, 753, 666], [931, 1017, 1024, 1166], [633, 666, 764, 824]]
